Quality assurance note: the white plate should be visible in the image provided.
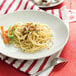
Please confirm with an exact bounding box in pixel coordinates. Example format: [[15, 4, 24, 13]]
[[31, 0, 64, 8], [0, 10, 69, 60]]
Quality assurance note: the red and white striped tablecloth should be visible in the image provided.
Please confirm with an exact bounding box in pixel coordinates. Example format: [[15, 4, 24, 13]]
[[0, 0, 68, 76]]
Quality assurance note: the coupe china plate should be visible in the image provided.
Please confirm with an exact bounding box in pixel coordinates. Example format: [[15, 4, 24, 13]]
[[0, 10, 69, 60]]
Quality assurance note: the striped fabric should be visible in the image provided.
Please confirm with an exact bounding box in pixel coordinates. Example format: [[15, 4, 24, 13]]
[[0, 0, 68, 76]]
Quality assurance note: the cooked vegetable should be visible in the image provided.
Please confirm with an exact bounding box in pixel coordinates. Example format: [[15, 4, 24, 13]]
[[5, 30, 8, 33], [35, 24, 37, 26], [9, 38, 13, 44], [0, 25, 17, 44], [12, 25, 16, 34], [1, 26, 8, 44], [7, 26, 14, 38], [7, 25, 16, 44]]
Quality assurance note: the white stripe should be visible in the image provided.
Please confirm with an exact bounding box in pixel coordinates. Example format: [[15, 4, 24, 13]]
[[17, 0, 27, 11], [20, 60, 34, 72], [29, 58, 45, 74], [7, 0, 19, 13], [13, 60, 24, 68], [5, 58, 14, 64], [47, 10, 52, 14], [0, 0, 3, 5], [0, 0, 12, 14], [61, 7, 69, 28], [33, 5, 39, 11], [23, 0, 29, 10], [42, 57, 53, 70], [53, 9, 59, 18], [47, 10, 59, 18], [43, 54, 58, 70], [39, 66, 54, 76], [26, 1, 33, 9], [26, 1, 39, 10]]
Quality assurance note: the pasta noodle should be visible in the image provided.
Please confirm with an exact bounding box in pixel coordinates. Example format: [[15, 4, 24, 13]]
[[13, 22, 53, 53]]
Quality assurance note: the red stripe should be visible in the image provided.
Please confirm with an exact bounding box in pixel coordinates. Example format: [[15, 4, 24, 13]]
[[37, 56, 50, 72], [59, 9, 63, 19], [25, 60, 38, 73], [30, 4, 35, 9], [24, 0, 29, 10], [51, 9, 54, 15], [10, 59, 17, 65], [3, 57, 9, 61], [44, 10, 47, 12], [4, 0, 15, 14], [17, 60, 27, 69], [0, 0, 6, 10], [15, 0, 22, 11]]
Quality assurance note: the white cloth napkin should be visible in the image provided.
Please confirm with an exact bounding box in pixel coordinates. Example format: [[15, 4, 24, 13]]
[[67, 9, 76, 22]]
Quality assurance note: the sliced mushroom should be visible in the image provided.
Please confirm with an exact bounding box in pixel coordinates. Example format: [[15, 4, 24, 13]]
[[33, 0, 43, 5], [43, 0, 52, 6], [20, 39, 24, 42]]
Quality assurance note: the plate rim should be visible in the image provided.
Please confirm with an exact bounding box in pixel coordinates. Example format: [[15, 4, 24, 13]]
[[0, 10, 69, 60]]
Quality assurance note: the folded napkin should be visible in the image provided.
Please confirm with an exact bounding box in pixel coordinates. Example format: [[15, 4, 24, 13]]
[[0, 0, 69, 76], [68, 9, 76, 22]]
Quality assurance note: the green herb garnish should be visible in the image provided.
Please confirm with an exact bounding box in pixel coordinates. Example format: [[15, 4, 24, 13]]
[[35, 31, 38, 33], [28, 31, 30, 33], [35, 24, 37, 26]]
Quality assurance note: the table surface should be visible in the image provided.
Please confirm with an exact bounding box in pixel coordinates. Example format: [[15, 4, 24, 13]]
[[0, 0, 76, 76]]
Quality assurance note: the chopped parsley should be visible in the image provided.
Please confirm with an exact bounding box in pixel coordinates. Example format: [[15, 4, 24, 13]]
[[35, 24, 37, 26]]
